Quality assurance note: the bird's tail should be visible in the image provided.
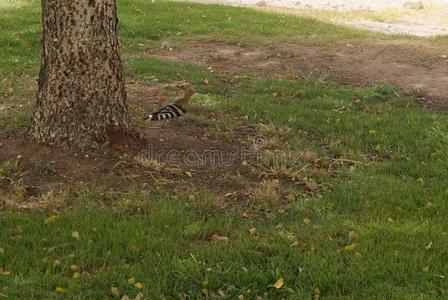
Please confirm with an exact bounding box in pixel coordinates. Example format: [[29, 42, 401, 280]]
[[144, 104, 185, 121]]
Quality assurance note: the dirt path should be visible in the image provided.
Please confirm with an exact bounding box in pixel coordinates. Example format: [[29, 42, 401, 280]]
[[150, 39, 448, 111]]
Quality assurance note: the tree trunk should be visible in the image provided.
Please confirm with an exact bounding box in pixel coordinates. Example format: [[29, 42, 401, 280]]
[[29, 0, 134, 150]]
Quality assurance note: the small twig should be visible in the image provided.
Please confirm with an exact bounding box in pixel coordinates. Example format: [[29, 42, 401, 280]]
[[112, 160, 127, 170], [328, 158, 367, 173]]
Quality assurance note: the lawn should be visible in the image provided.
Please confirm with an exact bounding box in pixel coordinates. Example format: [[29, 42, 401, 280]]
[[1, 0, 448, 299]]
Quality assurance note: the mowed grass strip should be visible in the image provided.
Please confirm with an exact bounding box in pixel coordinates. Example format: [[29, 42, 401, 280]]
[[1, 189, 447, 299], [0, 0, 378, 77]]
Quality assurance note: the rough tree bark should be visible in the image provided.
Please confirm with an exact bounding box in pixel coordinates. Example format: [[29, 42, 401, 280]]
[[29, 0, 135, 149]]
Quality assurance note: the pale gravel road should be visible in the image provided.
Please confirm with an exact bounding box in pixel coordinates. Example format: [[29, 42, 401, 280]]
[[196, 0, 448, 11], [190, 0, 448, 37]]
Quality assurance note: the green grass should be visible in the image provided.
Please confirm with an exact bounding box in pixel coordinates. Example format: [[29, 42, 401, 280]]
[[0, 0, 377, 77], [2, 0, 448, 299], [2, 189, 446, 299]]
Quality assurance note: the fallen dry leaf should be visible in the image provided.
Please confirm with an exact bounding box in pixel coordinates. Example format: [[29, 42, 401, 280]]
[[73, 272, 81, 279], [303, 218, 311, 225], [52, 260, 61, 268], [249, 227, 257, 236], [70, 264, 79, 271], [0, 267, 11, 276], [211, 234, 229, 243], [291, 241, 307, 250], [179, 293, 187, 300], [134, 282, 143, 289], [344, 243, 358, 252], [217, 288, 226, 297], [71, 231, 80, 239], [238, 295, 245, 300], [111, 287, 120, 297], [422, 266, 429, 273], [425, 242, 433, 250], [348, 230, 358, 240], [128, 277, 136, 284], [121, 295, 130, 300], [44, 215, 59, 224], [135, 292, 144, 300], [55, 287, 65, 294], [273, 278, 284, 289]]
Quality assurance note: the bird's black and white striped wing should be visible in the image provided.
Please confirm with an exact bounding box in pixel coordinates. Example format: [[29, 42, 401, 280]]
[[145, 103, 186, 121]]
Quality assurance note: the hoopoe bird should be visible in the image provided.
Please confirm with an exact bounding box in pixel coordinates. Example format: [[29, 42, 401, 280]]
[[144, 82, 196, 121]]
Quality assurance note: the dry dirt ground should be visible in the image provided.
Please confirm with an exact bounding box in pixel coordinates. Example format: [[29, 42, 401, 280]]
[[0, 82, 258, 206], [150, 39, 448, 111], [1, 38, 447, 205]]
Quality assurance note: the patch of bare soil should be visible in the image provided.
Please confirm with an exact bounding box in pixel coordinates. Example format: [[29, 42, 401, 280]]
[[150, 39, 448, 111], [0, 82, 257, 204]]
